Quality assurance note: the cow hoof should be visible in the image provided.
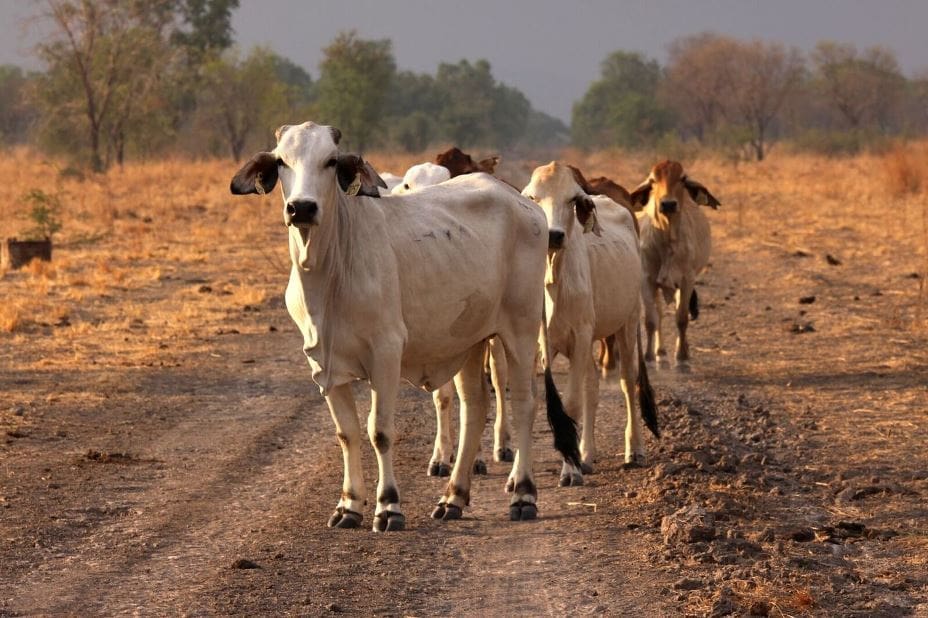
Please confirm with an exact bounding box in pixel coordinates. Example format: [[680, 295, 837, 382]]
[[442, 504, 463, 521], [373, 511, 405, 532], [504, 477, 515, 493], [327, 507, 362, 529], [430, 503, 446, 519], [428, 461, 452, 477], [509, 501, 538, 521], [495, 447, 515, 462], [558, 472, 584, 487], [473, 459, 488, 475], [580, 462, 594, 475], [623, 454, 647, 469]]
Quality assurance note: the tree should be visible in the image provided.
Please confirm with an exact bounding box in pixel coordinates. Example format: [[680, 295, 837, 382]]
[[316, 31, 395, 150], [432, 59, 530, 148], [571, 51, 670, 149], [662, 33, 741, 141], [812, 41, 905, 132], [0, 65, 36, 145], [35, 0, 180, 171], [727, 40, 804, 160], [171, 0, 239, 64], [195, 47, 292, 160]]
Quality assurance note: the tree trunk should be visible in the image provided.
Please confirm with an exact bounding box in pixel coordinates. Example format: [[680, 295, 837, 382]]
[[90, 123, 104, 173]]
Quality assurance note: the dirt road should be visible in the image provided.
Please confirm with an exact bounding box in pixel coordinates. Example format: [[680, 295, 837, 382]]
[[2, 155, 928, 615]]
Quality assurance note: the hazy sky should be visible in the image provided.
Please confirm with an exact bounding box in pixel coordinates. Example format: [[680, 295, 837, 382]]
[[3, 0, 928, 121]]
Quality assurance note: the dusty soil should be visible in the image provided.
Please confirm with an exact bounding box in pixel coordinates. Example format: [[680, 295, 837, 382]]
[[1, 153, 927, 616]]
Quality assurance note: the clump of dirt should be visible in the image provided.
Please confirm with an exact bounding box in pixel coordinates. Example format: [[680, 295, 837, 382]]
[[82, 449, 137, 463]]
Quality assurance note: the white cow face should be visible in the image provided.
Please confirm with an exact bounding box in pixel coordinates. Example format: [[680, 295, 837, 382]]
[[230, 122, 386, 224], [522, 162, 601, 252], [230, 122, 385, 269], [391, 162, 451, 195]]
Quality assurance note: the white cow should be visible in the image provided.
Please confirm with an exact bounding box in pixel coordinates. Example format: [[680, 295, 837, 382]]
[[629, 160, 720, 363], [391, 162, 451, 195], [522, 162, 659, 485], [390, 161, 513, 475], [230, 122, 579, 530], [378, 172, 403, 193]]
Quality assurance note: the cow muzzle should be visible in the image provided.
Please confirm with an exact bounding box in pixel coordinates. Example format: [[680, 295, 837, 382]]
[[548, 229, 565, 250], [659, 199, 678, 215], [284, 200, 319, 226]]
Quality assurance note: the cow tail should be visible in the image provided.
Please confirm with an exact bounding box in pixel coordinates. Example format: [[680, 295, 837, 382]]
[[540, 301, 581, 467], [689, 288, 699, 320], [636, 324, 660, 439]]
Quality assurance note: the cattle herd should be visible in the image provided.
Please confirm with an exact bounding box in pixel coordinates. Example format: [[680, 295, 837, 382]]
[[229, 121, 719, 532]]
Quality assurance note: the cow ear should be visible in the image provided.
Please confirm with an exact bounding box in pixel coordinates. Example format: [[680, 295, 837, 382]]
[[329, 126, 342, 145], [336, 154, 362, 195], [573, 194, 602, 236], [478, 155, 500, 174], [336, 154, 385, 197], [274, 125, 291, 142], [567, 165, 594, 195], [361, 160, 388, 190], [683, 177, 721, 209], [629, 181, 652, 209], [230, 152, 279, 195]]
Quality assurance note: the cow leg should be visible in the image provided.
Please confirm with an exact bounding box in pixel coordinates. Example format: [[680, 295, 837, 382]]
[[675, 285, 691, 362], [432, 343, 488, 521], [618, 324, 646, 467], [488, 337, 513, 463], [324, 384, 366, 529], [559, 329, 591, 487], [428, 383, 454, 477], [601, 334, 617, 378], [642, 278, 661, 362], [369, 363, 405, 532], [505, 336, 540, 521], [580, 355, 600, 474]]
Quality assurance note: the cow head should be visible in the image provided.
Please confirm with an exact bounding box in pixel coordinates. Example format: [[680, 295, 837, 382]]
[[391, 162, 451, 195], [523, 162, 602, 255], [229, 122, 386, 270], [629, 160, 720, 226], [435, 146, 500, 177]]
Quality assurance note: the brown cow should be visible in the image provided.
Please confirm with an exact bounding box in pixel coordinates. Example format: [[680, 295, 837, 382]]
[[630, 160, 720, 363], [435, 146, 500, 177]]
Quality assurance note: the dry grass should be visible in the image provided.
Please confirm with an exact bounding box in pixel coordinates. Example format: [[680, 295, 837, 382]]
[[3, 141, 928, 359], [882, 142, 928, 197]]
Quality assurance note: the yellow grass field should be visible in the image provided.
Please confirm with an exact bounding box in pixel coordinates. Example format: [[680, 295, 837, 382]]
[[1, 144, 927, 614]]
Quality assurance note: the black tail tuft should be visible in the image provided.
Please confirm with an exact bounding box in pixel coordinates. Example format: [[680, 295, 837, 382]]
[[638, 356, 660, 439], [544, 367, 581, 467], [689, 288, 700, 321]]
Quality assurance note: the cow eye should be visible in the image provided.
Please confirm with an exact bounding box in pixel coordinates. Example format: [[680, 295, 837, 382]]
[[404, 183, 410, 190], [325, 157, 337, 168], [276, 157, 285, 167]]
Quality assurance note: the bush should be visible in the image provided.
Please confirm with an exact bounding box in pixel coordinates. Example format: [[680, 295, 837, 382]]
[[20, 189, 63, 241]]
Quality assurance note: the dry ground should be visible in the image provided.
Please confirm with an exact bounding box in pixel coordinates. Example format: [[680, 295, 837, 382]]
[[1, 145, 927, 616]]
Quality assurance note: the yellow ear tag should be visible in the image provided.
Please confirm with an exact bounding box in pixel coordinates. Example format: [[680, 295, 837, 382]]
[[346, 172, 361, 196], [583, 209, 601, 235]]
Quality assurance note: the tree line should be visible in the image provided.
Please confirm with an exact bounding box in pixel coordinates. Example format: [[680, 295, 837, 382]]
[[0, 1, 926, 170], [574, 33, 928, 160]]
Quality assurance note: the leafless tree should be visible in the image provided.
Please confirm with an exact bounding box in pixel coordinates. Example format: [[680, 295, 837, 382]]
[[812, 41, 905, 132]]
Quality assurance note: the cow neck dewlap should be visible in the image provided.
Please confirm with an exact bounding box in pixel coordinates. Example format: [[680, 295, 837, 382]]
[[294, 192, 356, 390], [292, 186, 344, 272]]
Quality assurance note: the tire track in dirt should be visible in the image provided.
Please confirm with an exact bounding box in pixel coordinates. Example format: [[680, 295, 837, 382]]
[[6, 333, 336, 614]]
